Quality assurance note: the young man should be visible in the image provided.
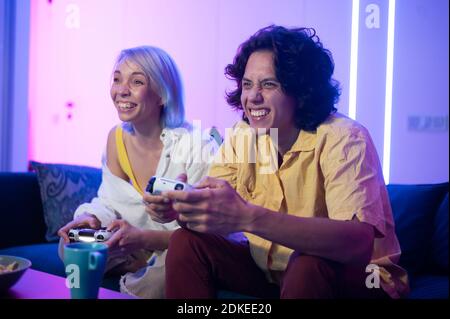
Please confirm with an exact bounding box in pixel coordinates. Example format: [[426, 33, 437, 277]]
[[154, 25, 409, 299]]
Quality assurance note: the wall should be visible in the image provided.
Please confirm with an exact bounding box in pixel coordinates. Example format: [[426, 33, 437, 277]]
[[0, 0, 30, 172], [389, 0, 449, 184], [26, 0, 448, 183], [27, 0, 352, 167], [12, 0, 30, 171]]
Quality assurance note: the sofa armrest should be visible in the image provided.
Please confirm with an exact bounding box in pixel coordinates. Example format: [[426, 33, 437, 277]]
[[388, 182, 449, 275], [0, 172, 47, 249]]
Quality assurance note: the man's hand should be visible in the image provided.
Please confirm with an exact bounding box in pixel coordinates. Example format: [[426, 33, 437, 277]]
[[163, 176, 253, 235], [143, 173, 187, 223]]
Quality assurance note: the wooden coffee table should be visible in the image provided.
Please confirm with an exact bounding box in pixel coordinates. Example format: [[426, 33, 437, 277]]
[[2, 269, 135, 299]]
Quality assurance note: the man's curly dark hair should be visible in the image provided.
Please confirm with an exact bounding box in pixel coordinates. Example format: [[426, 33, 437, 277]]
[[225, 25, 340, 131]]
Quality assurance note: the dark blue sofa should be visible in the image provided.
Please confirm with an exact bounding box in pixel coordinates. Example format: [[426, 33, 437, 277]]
[[0, 172, 448, 298]]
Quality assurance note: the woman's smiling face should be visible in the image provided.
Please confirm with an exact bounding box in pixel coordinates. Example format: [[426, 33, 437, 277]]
[[110, 60, 162, 124]]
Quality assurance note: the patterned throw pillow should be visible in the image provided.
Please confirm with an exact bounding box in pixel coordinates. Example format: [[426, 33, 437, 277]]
[[29, 161, 102, 242]]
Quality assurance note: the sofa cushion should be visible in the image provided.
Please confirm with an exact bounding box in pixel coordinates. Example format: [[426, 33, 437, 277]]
[[408, 275, 449, 299], [431, 193, 449, 272], [29, 161, 102, 242], [387, 183, 448, 275], [0, 173, 47, 249]]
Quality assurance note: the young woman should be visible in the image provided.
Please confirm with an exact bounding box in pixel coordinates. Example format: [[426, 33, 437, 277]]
[[58, 46, 218, 298]]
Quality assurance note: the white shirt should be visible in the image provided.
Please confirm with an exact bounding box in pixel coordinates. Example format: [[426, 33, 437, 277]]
[[73, 124, 219, 229]]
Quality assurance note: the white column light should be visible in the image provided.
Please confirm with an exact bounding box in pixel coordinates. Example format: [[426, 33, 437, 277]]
[[348, 0, 360, 120], [383, 0, 396, 184]]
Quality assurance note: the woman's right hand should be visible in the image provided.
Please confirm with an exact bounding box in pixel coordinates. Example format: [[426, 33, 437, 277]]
[[57, 212, 101, 243], [143, 173, 187, 223]]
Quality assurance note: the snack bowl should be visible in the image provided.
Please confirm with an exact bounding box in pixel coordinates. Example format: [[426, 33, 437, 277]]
[[0, 255, 32, 292]]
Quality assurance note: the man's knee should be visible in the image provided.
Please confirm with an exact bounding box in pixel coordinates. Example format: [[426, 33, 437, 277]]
[[281, 254, 338, 298], [167, 228, 206, 264], [169, 228, 190, 248], [288, 254, 334, 273], [286, 254, 337, 277]]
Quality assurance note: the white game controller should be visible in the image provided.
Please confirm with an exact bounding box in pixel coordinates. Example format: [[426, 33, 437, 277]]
[[146, 176, 193, 195], [68, 227, 113, 243]]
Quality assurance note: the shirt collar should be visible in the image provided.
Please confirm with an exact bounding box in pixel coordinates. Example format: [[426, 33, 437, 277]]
[[160, 126, 189, 145], [233, 120, 317, 153], [288, 129, 316, 152]]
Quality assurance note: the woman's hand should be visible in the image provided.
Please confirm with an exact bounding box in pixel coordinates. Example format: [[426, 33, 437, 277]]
[[163, 176, 254, 235], [57, 212, 101, 243], [143, 173, 187, 223], [143, 193, 178, 223], [105, 220, 145, 256]]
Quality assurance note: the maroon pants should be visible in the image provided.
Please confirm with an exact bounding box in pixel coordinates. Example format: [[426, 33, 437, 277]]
[[165, 228, 389, 299]]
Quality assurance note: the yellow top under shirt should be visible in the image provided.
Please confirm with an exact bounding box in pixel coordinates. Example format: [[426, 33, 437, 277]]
[[208, 113, 409, 299], [115, 125, 144, 195]]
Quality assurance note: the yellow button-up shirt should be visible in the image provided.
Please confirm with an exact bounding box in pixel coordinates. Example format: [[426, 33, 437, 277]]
[[208, 113, 409, 298]]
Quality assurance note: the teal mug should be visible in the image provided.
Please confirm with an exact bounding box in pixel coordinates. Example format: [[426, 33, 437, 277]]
[[63, 242, 108, 299]]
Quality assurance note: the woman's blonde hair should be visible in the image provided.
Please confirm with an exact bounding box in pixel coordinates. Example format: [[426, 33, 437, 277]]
[[115, 46, 185, 128]]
